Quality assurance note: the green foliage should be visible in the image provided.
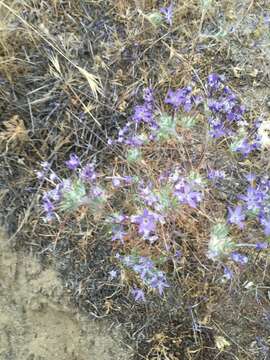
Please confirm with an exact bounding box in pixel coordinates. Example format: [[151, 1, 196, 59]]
[[127, 148, 142, 163], [156, 113, 177, 140], [146, 11, 163, 27], [177, 115, 197, 129], [208, 222, 234, 259], [60, 179, 87, 212]]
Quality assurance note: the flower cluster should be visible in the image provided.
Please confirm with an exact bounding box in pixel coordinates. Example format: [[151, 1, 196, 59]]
[[118, 253, 169, 298], [37, 155, 105, 221], [37, 72, 270, 303], [205, 74, 262, 157], [229, 174, 270, 236]]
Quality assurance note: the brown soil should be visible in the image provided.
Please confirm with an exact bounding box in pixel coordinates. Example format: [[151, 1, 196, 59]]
[[0, 228, 131, 360]]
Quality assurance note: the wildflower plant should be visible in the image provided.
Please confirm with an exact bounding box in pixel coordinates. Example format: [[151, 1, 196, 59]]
[[38, 73, 269, 302], [38, 158, 107, 221]]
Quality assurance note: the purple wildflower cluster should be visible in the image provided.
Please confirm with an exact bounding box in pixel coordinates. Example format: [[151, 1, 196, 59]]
[[165, 86, 197, 112], [37, 154, 100, 221], [108, 88, 156, 148], [108, 73, 263, 161], [37, 72, 270, 303], [205, 74, 261, 156], [228, 175, 270, 237], [118, 254, 169, 299], [174, 177, 203, 208]]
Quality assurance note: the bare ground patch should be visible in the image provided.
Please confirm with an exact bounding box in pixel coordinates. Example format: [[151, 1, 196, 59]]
[[0, 228, 131, 360]]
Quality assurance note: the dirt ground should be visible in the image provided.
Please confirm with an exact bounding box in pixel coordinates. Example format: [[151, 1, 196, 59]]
[[0, 228, 131, 360]]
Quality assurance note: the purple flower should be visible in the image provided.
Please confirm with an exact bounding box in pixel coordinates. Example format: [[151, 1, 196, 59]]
[[174, 180, 202, 208], [160, 4, 174, 26], [80, 163, 96, 182], [123, 176, 133, 185], [164, 87, 192, 110], [245, 173, 256, 183], [111, 225, 126, 244], [230, 252, 248, 265], [42, 194, 55, 221], [131, 288, 145, 302], [91, 186, 105, 198], [235, 138, 254, 157], [65, 153, 80, 170], [150, 272, 170, 295], [139, 184, 158, 206], [223, 266, 233, 280], [132, 104, 153, 124], [120, 255, 169, 297], [36, 170, 45, 180], [143, 87, 154, 103], [239, 186, 262, 211], [255, 242, 268, 250], [48, 183, 63, 202], [41, 161, 50, 170], [49, 171, 61, 182], [207, 73, 222, 91], [207, 169, 225, 180], [112, 177, 122, 188], [131, 209, 157, 237], [260, 217, 270, 236], [124, 136, 145, 147], [227, 205, 246, 229], [109, 270, 118, 279], [208, 117, 228, 138], [109, 213, 128, 224]]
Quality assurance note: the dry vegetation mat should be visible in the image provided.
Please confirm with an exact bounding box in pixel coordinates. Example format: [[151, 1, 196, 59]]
[[1, 1, 270, 359]]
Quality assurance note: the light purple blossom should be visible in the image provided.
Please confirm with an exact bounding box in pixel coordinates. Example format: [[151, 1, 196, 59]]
[[41, 161, 50, 170], [150, 271, 170, 295], [207, 169, 225, 180], [65, 153, 80, 170], [160, 4, 174, 26], [36, 171, 45, 180], [119, 254, 169, 297], [131, 288, 145, 302], [132, 104, 153, 124], [42, 194, 55, 221], [207, 73, 223, 91], [223, 266, 233, 280], [255, 242, 268, 250], [111, 225, 126, 244], [239, 186, 262, 212], [227, 205, 246, 229], [235, 138, 254, 157], [143, 87, 154, 103], [174, 180, 202, 208], [230, 252, 248, 265], [139, 184, 159, 206], [80, 163, 96, 182], [260, 217, 270, 236], [109, 270, 118, 279], [112, 177, 122, 188], [131, 209, 157, 238], [245, 173, 256, 183], [164, 86, 193, 110], [49, 171, 61, 182]]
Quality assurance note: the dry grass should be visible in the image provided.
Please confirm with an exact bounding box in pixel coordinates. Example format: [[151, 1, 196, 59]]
[[1, 0, 270, 359]]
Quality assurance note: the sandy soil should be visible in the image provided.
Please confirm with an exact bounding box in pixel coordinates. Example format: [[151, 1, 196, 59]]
[[0, 228, 131, 360]]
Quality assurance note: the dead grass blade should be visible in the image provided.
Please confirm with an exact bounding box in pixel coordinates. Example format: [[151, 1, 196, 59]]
[[0, 1, 103, 99], [0, 115, 29, 145]]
